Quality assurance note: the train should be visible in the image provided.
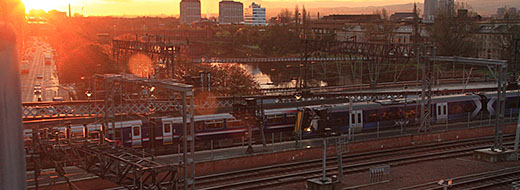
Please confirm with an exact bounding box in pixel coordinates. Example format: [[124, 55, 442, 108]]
[[24, 90, 520, 148]]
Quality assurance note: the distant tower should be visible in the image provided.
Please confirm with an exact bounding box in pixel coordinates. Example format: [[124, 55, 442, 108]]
[[423, 0, 437, 22], [68, 3, 71, 17], [219, 0, 243, 25], [438, 0, 455, 14], [244, 2, 266, 26], [180, 0, 201, 25]]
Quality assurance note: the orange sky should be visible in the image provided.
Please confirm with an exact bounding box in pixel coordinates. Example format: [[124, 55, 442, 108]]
[[21, 0, 520, 17], [22, 0, 421, 16]]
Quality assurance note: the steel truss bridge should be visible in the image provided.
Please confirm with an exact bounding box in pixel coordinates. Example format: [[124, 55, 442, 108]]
[[28, 133, 178, 190], [113, 36, 179, 79], [193, 56, 365, 63], [26, 74, 198, 190]]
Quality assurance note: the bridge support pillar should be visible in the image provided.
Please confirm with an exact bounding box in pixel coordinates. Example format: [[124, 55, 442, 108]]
[[0, 23, 26, 190]]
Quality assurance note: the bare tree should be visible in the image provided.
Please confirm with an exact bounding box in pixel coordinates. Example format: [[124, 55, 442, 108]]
[[431, 2, 478, 56], [277, 9, 292, 26], [294, 5, 300, 25]]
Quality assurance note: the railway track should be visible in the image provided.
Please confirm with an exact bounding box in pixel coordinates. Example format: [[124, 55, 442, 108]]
[[400, 166, 520, 190], [196, 135, 516, 190]]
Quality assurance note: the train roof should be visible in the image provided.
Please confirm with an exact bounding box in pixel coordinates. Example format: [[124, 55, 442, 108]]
[[303, 101, 382, 112], [264, 107, 297, 115], [162, 113, 234, 123], [302, 93, 481, 111], [480, 90, 520, 98], [431, 93, 480, 102], [106, 120, 143, 127]]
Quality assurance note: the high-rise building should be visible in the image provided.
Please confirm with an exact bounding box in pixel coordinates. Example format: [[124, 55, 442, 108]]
[[244, 2, 266, 26], [497, 7, 507, 17], [438, 0, 454, 13], [423, 0, 437, 22], [180, 0, 201, 25], [219, 0, 243, 25]]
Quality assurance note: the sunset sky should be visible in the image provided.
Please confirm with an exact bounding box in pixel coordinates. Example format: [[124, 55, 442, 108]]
[[21, 0, 520, 16], [21, 0, 421, 16]]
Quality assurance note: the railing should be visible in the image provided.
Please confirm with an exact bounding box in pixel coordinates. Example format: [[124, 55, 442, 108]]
[[194, 57, 365, 63]]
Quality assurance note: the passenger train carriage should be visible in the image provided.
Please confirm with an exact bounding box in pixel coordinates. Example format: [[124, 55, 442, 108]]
[[24, 91, 520, 147]]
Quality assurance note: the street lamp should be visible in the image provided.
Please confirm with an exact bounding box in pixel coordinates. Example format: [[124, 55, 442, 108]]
[[85, 90, 92, 99]]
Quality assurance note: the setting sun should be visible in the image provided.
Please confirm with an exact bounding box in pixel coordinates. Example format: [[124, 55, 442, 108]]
[[21, 0, 67, 12]]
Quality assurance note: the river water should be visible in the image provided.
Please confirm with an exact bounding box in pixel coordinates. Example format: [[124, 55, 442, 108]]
[[213, 62, 331, 89]]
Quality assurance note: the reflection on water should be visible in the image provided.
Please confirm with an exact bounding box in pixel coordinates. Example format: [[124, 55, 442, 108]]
[[212, 62, 328, 89]]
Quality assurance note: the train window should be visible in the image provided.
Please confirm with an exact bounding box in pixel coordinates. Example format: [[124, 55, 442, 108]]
[[449, 104, 463, 114], [205, 120, 224, 130], [404, 108, 417, 119], [463, 103, 475, 112], [366, 113, 378, 122], [164, 123, 171, 133], [382, 109, 399, 120], [286, 114, 297, 123], [116, 128, 121, 138], [195, 121, 204, 131], [267, 115, 284, 124], [332, 118, 342, 125], [227, 119, 244, 128], [133, 126, 140, 136]]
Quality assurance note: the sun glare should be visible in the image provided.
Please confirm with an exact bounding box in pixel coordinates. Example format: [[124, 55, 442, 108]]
[[22, 0, 67, 12]]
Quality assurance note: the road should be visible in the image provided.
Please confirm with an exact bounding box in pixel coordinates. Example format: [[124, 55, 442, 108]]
[[20, 38, 68, 102]]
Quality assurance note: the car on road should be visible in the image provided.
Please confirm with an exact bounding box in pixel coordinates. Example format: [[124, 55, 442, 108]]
[[33, 86, 41, 91], [52, 97, 65, 101], [36, 75, 43, 80]]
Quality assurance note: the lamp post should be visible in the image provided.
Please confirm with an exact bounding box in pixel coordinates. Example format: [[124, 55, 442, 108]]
[[85, 90, 92, 116], [295, 93, 303, 146], [81, 76, 92, 97], [82, 76, 92, 115]]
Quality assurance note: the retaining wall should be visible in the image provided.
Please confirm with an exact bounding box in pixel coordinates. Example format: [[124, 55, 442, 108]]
[[193, 124, 518, 176]]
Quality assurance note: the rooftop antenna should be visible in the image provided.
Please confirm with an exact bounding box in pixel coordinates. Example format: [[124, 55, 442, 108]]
[[68, 2, 71, 17]]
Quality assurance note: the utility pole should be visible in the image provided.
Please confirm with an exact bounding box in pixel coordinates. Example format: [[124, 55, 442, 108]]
[[336, 136, 344, 183], [515, 106, 520, 159]]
